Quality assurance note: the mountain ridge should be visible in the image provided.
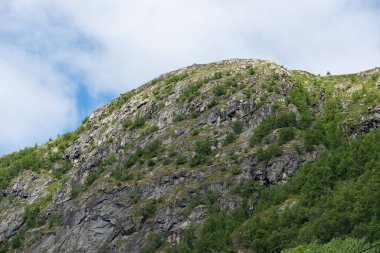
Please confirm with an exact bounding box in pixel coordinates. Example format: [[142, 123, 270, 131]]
[[0, 58, 379, 253]]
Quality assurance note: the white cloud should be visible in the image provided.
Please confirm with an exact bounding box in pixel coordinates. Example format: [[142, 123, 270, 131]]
[[0, 0, 379, 154], [0, 44, 77, 154]]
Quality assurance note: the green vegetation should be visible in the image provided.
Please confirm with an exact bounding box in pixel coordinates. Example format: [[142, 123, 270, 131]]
[[0, 131, 76, 194], [123, 114, 146, 130], [140, 198, 162, 222], [278, 127, 296, 145], [180, 83, 202, 102], [71, 153, 117, 198], [111, 140, 163, 181], [283, 238, 380, 253], [86, 153, 116, 187], [207, 98, 219, 108], [256, 144, 282, 162], [165, 72, 189, 85], [213, 71, 223, 80], [250, 112, 297, 146], [173, 114, 184, 122], [106, 91, 134, 114], [190, 139, 212, 167], [232, 120, 244, 134], [166, 128, 380, 253], [141, 233, 164, 253], [248, 67, 258, 75], [212, 84, 227, 96], [141, 125, 159, 137]]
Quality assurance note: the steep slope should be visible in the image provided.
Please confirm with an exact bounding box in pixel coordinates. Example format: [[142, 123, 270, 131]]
[[0, 59, 379, 253]]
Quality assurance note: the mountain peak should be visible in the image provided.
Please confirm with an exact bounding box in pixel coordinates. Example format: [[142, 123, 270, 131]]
[[0, 59, 379, 252]]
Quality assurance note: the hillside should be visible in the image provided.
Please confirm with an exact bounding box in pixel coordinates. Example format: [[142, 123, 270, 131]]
[[0, 59, 379, 253]]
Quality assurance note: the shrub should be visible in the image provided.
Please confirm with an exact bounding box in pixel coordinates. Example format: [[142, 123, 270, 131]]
[[278, 127, 296, 145], [130, 115, 145, 129], [256, 144, 282, 162], [213, 85, 227, 96], [232, 120, 244, 134], [225, 78, 237, 87], [224, 133, 237, 146], [106, 91, 134, 114], [123, 115, 146, 130], [140, 199, 161, 221], [71, 186, 84, 199], [213, 71, 223, 80], [208, 98, 219, 108], [176, 155, 187, 165], [180, 83, 202, 102], [195, 139, 212, 155], [165, 72, 189, 85], [141, 125, 159, 136], [304, 128, 323, 151], [124, 155, 138, 168], [190, 139, 213, 166], [190, 153, 208, 167], [248, 67, 257, 75], [141, 233, 164, 253], [250, 112, 297, 146], [173, 114, 184, 122], [147, 159, 156, 167]]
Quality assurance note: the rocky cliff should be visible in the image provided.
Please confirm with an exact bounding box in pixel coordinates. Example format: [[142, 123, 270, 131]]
[[0, 59, 379, 252]]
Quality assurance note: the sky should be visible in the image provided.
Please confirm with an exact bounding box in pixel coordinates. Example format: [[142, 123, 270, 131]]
[[0, 0, 380, 155]]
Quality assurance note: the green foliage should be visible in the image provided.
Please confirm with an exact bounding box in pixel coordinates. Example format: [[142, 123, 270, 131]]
[[303, 128, 323, 151], [141, 125, 159, 137], [123, 114, 146, 130], [0, 142, 73, 193], [130, 115, 146, 129], [176, 155, 187, 165], [10, 230, 24, 249], [147, 159, 156, 167], [111, 140, 162, 181], [165, 72, 189, 85], [140, 199, 161, 221], [248, 67, 258, 75], [173, 114, 184, 122], [213, 71, 223, 80], [278, 127, 296, 145], [195, 139, 212, 155], [181, 83, 202, 102], [170, 129, 380, 253], [283, 238, 380, 253], [166, 194, 249, 253], [70, 186, 84, 199], [286, 85, 315, 129], [86, 153, 116, 187], [0, 244, 7, 252], [232, 120, 244, 134], [141, 233, 164, 253], [250, 112, 297, 146], [234, 129, 380, 252], [207, 98, 219, 108], [256, 144, 282, 162], [190, 139, 212, 167], [224, 78, 237, 87], [106, 91, 133, 114], [212, 84, 227, 96], [24, 206, 44, 228], [224, 132, 237, 146]]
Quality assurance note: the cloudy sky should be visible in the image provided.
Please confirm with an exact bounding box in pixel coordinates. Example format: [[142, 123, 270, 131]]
[[0, 0, 379, 155]]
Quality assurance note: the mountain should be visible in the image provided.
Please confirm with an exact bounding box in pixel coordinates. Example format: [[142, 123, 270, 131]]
[[0, 59, 379, 253]]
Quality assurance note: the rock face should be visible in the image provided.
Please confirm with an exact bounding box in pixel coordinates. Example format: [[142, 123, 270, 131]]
[[0, 59, 379, 252]]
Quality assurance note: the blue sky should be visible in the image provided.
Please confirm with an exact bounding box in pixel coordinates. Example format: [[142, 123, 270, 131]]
[[0, 0, 380, 155]]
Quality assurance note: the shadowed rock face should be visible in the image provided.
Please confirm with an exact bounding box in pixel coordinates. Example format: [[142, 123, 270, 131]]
[[0, 59, 379, 252]]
